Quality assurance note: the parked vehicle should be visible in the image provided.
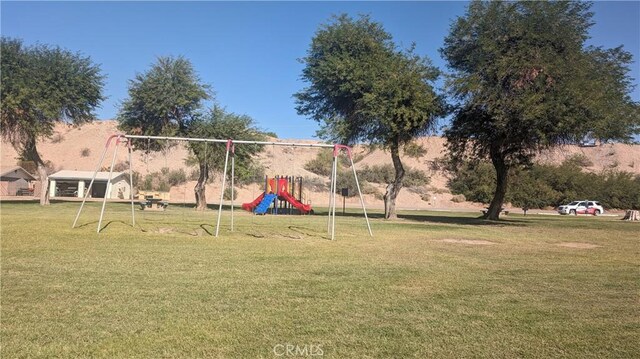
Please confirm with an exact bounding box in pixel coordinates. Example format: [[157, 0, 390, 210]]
[[557, 201, 604, 215]]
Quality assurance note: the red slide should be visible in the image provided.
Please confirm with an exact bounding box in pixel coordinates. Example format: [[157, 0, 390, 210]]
[[279, 191, 312, 214], [242, 192, 265, 212]]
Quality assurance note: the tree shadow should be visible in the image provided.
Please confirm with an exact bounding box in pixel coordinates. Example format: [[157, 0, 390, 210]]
[[398, 213, 527, 226], [330, 210, 527, 227]]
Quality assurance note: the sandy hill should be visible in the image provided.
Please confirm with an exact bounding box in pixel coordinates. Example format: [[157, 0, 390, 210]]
[[2, 120, 639, 210]]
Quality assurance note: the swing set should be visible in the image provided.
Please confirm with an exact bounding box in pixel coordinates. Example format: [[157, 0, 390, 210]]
[[72, 134, 373, 240]]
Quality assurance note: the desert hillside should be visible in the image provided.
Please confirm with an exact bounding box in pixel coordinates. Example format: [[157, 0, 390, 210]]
[[2, 121, 639, 210]]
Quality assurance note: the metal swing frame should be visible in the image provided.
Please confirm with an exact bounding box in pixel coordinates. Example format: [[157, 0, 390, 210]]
[[72, 133, 373, 240]]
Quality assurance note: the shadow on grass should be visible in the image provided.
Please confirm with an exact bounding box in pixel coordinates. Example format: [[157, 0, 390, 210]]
[[199, 224, 215, 236], [397, 213, 527, 226], [324, 210, 528, 227], [100, 220, 137, 232]]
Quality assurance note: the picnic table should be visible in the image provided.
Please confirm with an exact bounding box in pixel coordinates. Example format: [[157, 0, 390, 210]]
[[139, 197, 169, 211]]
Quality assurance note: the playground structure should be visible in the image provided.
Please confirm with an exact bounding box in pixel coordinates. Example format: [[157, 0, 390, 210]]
[[72, 134, 372, 240], [243, 176, 312, 215]]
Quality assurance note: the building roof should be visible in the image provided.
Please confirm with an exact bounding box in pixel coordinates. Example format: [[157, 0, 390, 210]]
[[0, 166, 36, 180], [49, 170, 126, 181]]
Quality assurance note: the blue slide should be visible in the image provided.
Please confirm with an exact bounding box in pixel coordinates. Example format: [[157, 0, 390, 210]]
[[254, 193, 277, 214]]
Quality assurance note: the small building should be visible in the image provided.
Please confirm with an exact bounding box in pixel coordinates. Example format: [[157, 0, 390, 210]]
[[0, 166, 36, 196], [48, 170, 131, 199]]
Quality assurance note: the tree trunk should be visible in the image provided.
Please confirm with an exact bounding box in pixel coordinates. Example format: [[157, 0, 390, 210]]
[[383, 142, 405, 219], [23, 138, 50, 205], [37, 162, 50, 205], [194, 162, 208, 211], [485, 150, 509, 220]]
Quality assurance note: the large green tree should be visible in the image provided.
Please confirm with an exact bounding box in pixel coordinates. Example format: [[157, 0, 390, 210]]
[[1, 38, 104, 205], [118, 56, 211, 147], [117, 56, 212, 206], [188, 106, 265, 210], [441, 1, 639, 220], [295, 14, 446, 219]]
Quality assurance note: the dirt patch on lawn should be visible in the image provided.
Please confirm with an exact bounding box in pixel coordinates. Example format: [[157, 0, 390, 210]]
[[556, 242, 601, 249], [438, 238, 496, 245]]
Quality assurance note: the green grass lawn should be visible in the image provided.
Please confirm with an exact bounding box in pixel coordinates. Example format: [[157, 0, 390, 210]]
[[1, 201, 638, 358]]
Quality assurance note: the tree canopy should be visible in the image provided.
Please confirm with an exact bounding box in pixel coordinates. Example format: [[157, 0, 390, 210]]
[[188, 106, 266, 209], [1, 37, 104, 205], [441, 1, 639, 219], [118, 56, 211, 151], [295, 14, 446, 219], [117, 56, 266, 210]]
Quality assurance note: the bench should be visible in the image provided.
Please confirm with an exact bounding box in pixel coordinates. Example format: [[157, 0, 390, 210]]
[[482, 208, 509, 216], [16, 188, 33, 196]]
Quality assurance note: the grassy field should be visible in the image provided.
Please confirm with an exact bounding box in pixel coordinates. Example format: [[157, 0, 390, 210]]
[[1, 201, 638, 358]]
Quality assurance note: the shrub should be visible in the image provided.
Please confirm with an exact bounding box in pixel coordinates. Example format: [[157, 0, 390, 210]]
[[264, 131, 278, 138], [303, 176, 328, 192], [157, 179, 170, 192], [447, 162, 497, 204], [167, 169, 187, 186], [131, 171, 141, 188], [50, 133, 64, 143], [358, 164, 429, 187], [113, 161, 130, 172], [223, 187, 238, 201], [236, 163, 266, 186], [189, 169, 200, 181], [334, 169, 377, 198], [566, 153, 593, 167], [80, 148, 91, 157], [447, 158, 640, 209], [403, 142, 427, 159], [304, 149, 334, 176], [358, 164, 395, 184], [142, 174, 153, 191], [451, 194, 466, 203], [404, 168, 430, 187]]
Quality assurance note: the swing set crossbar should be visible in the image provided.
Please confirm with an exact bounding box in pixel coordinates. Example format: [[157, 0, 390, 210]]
[[123, 134, 336, 149], [72, 133, 373, 240]]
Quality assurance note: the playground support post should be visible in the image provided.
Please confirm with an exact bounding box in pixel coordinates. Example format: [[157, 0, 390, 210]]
[[329, 152, 338, 240], [127, 139, 136, 227], [97, 136, 121, 233], [230, 143, 235, 232], [72, 134, 119, 229], [327, 154, 336, 235], [215, 139, 232, 237], [347, 151, 372, 237]]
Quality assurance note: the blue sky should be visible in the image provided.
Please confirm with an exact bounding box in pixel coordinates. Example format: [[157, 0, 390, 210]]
[[2, 1, 639, 139]]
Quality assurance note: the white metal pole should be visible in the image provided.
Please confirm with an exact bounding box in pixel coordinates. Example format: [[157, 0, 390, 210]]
[[331, 154, 338, 240], [97, 137, 120, 233], [230, 145, 235, 232], [72, 136, 114, 228], [215, 142, 231, 237], [350, 156, 373, 237], [128, 140, 136, 227], [123, 134, 335, 148], [327, 154, 337, 234]]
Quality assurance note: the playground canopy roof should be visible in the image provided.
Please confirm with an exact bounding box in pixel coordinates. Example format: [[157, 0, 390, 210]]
[[50, 170, 126, 181]]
